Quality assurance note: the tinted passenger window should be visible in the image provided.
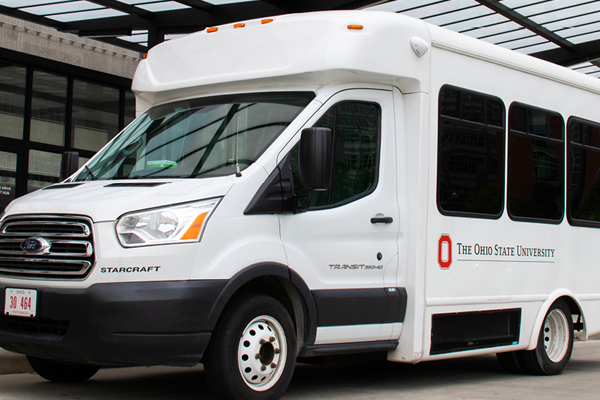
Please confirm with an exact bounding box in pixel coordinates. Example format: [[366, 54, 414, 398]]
[[508, 104, 564, 222], [568, 118, 600, 226], [437, 86, 505, 217], [292, 101, 380, 209]]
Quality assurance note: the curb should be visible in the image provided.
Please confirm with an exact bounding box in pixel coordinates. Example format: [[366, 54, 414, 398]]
[[0, 349, 33, 375]]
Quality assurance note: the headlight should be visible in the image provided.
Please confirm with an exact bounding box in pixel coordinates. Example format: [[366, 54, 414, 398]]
[[116, 198, 221, 247]]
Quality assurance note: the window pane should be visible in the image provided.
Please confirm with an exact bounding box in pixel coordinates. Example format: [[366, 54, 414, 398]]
[[0, 62, 26, 140], [72, 80, 120, 152], [568, 119, 600, 224], [28, 150, 61, 192], [508, 104, 564, 222], [437, 86, 505, 217], [325, 102, 379, 206], [30, 71, 67, 146], [74, 93, 314, 181], [0, 151, 17, 211], [291, 101, 380, 209]]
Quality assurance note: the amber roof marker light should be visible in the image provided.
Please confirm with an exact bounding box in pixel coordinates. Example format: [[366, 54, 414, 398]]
[[207, 27, 218, 33], [261, 18, 274, 24], [234, 23, 245, 29], [347, 24, 364, 30]]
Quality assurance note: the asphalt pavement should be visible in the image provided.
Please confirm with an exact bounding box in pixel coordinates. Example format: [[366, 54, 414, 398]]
[[1, 341, 600, 399]]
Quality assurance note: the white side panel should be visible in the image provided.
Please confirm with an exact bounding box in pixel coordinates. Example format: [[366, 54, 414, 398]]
[[417, 41, 600, 361], [315, 323, 403, 344]]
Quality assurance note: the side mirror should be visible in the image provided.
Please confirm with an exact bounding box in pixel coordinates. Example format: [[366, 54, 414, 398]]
[[299, 127, 333, 191], [60, 151, 79, 181]]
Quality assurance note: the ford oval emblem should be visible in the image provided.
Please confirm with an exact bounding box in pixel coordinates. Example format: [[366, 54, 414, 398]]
[[20, 237, 51, 254]]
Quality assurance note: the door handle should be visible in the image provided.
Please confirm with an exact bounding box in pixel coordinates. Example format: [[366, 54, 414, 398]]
[[371, 215, 393, 224]]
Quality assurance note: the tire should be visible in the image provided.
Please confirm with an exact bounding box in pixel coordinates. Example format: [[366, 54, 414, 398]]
[[496, 351, 525, 374], [519, 299, 574, 375], [27, 356, 100, 382], [204, 293, 297, 400]]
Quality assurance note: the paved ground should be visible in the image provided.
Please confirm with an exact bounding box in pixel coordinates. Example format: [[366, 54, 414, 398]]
[[1, 341, 600, 399]]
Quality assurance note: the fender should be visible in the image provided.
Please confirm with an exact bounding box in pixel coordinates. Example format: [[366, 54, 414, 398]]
[[206, 262, 318, 345], [526, 289, 585, 350]]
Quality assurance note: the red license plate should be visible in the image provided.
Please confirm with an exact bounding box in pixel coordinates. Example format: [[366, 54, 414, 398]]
[[4, 288, 37, 317]]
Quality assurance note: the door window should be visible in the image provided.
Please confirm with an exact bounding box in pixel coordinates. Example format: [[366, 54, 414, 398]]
[[292, 101, 381, 209]]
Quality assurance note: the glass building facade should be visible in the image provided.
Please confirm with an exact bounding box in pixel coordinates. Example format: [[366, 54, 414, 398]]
[[0, 52, 135, 212]]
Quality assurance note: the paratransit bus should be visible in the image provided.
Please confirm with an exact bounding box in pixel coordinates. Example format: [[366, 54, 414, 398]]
[[1, 9, 598, 400]]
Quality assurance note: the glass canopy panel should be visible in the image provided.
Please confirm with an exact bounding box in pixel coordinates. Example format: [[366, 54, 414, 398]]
[[118, 0, 164, 4], [444, 14, 509, 34], [555, 21, 600, 39], [118, 31, 149, 44], [426, 7, 493, 27], [459, 21, 523, 39], [569, 30, 600, 45], [48, 8, 126, 22], [572, 62, 600, 77], [518, 42, 559, 54], [545, 12, 600, 32], [500, 0, 552, 9], [526, 2, 600, 25], [0, 0, 65, 7], [366, 0, 441, 12], [401, 0, 481, 20], [203, 0, 257, 5], [136, 2, 190, 12], [503, 36, 551, 51], [22, 1, 101, 16], [165, 33, 187, 41], [481, 27, 533, 44]]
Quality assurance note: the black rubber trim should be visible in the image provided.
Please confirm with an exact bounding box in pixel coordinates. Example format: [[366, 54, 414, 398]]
[[299, 340, 398, 357], [43, 183, 84, 190], [0, 280, 225, 367], [104, 182, 169, 187], [313, 287, 407, 326], [206, 262, 318, 346]]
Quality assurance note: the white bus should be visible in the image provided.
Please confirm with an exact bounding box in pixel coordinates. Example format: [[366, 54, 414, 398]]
[[0, 10, 598, 400]]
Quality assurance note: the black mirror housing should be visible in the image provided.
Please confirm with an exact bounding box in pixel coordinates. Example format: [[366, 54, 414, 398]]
[[299, 127, 333, 191], [60, 151, 79, 181]]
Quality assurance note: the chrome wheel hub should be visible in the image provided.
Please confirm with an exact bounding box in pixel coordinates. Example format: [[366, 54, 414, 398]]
[[237, 315, 287, 391]]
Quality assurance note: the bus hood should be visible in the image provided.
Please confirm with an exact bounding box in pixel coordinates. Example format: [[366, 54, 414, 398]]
[[2, 177, 235, 222]]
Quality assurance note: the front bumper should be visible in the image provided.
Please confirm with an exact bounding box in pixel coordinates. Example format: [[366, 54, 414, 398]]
[[0, 280, 226, 367]]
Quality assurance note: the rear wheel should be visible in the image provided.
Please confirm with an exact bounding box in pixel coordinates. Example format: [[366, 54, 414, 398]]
[[27, 356, 100, 382], [519, 300, 574, 375], [204, 293, 297, 400]]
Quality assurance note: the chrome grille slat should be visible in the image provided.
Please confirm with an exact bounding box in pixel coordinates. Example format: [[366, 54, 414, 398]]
[[0, 239, 92, 257], [0, 215, 95, 280], [1, 221, 90, 237]]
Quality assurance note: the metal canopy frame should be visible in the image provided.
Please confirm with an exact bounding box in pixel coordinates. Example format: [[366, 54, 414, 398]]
[[1, 1, 600, 73]]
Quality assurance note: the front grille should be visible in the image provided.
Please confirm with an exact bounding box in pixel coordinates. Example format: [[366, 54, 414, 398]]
[[0, 215, 95, 279], [0, 315, 69, 336]]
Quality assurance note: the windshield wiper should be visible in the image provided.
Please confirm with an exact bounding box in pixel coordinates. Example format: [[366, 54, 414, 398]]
[[84, 165, 97, 181]]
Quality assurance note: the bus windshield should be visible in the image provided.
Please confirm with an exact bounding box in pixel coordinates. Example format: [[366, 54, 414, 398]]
[[73, 92, 314, 181]]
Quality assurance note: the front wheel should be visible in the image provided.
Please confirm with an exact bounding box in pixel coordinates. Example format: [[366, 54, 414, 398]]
[[204, 293, 297, 400], [519, 299, 574, 375], [27, 356, 100, 382]]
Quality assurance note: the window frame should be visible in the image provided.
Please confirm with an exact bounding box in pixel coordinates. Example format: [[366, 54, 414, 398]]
[[566, 116, 600, 228], [293, 99, 383, 212], [506, 102, 565, 224], [436, 84, 506, 220]]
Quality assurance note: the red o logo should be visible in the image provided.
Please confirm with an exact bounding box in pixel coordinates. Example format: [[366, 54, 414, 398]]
[[438, 234, 452, 269]]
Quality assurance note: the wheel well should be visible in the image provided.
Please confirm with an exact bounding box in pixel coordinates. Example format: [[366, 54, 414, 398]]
[[221, 276, 307, 353], [558, 295, 584, 332]]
